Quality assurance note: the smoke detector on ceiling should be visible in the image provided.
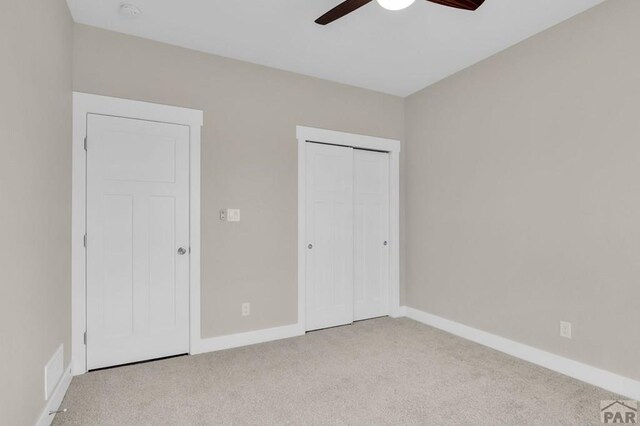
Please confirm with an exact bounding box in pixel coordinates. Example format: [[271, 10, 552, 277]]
[[119, 3, 142, 19]]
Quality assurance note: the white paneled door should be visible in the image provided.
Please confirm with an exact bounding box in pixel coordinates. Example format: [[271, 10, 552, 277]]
[[86, 114, 190, 370], [305, 143, 354, 331], [354, 149, 390, 321]]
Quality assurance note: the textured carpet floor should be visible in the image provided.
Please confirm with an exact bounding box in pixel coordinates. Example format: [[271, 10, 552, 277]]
[[54, 318, 617, 425]]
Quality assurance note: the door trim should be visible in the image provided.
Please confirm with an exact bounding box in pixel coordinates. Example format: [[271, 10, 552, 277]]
[[296, 126, 401, 332], [72, 92, 203, 375]]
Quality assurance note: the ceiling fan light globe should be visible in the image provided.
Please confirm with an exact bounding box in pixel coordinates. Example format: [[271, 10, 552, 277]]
[[376, 0, 415, 11]]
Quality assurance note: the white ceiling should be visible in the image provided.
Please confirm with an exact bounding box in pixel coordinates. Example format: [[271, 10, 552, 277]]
[[66, 0, 606, 97]]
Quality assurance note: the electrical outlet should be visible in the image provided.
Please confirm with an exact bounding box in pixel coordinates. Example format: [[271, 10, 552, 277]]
[[560, 321, 572, 339], [241, 302, 250, 317], [219, 209, 227, 221]]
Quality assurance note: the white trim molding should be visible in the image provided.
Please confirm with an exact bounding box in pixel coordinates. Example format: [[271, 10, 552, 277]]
[[402, 306, 640, 401], [36, 362, 73, 426], [297, 126, 402, 332], [72, 92, 203, 375], [195, 323, 305, 354]]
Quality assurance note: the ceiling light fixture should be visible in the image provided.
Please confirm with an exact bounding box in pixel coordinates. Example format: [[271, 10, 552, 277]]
[[119, 3, 142, 18], [376, 0, 416, 11]]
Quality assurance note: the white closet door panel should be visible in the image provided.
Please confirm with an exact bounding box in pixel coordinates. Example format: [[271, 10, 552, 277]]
[[354, 149, 390, 321], [149, 196, 178, 331], [101, 194, 134, 338], [87, 114, 190, 370], [305, 143, 354, 331]]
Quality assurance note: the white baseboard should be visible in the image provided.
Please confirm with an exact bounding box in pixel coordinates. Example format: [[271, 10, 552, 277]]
[[391, 306, 407, 318], [194, 323, 305, 355], [402, 306, 640, 401], [36, 362, 73, 426]]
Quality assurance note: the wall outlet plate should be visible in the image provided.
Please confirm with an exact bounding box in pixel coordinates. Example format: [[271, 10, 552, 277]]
[[560, 321, 572, 339], [219, 209, 227, 221], [241, 302, 250, 317]]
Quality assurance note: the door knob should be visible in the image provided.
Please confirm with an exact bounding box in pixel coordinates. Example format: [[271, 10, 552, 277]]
[[177, 247, 187, 255], [308, 244, 313, 250], [383, 241, 388, 246]]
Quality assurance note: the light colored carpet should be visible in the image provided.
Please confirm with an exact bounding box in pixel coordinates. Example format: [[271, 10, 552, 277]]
[[54, 318, 617, 425]]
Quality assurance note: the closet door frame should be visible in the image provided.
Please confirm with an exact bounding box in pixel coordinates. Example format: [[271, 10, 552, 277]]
[[297, 126, 401, 332]]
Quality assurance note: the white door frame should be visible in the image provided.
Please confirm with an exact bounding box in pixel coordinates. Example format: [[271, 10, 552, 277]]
[[297, 126, 401, 332], [72, 92, 203, 375]]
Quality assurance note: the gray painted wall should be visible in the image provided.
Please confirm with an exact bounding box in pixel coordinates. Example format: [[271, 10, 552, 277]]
[[72, 24, 405, 339], [0, 0, 73, 424], [405, 0, 640, 381]]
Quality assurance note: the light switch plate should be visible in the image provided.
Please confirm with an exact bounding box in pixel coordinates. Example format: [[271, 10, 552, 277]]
[[227, 209, 241, 222]]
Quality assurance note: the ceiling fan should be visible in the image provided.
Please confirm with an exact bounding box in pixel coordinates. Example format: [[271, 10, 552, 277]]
[[315, 0, 485, 25]]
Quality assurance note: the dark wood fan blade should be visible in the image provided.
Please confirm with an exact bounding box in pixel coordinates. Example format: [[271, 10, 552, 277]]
[[315, 0, 374, 25], [426, 0, 485, 11]]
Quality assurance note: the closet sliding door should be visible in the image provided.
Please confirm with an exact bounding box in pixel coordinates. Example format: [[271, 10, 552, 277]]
[[354, 149, 390, 321], [305, 143, 354, 331], [304, 142, 391, 331]]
